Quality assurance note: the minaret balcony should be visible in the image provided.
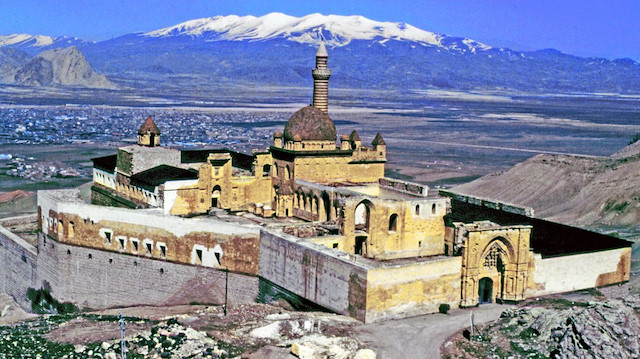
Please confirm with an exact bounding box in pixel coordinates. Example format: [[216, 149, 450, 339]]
[[312, 68, 331, 80]]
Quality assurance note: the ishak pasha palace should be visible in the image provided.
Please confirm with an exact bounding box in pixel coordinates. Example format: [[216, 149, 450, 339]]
[[0, 44, 632, 323]]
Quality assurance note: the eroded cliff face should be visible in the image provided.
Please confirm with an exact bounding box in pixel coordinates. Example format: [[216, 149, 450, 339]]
[[9, 46, 115, 89]]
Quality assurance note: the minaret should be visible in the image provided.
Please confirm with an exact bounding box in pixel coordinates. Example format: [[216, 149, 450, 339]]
[[312, 43, 331, 113]]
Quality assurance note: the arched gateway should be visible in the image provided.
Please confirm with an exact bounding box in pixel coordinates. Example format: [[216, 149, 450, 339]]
[[459, 224, 533, 307]]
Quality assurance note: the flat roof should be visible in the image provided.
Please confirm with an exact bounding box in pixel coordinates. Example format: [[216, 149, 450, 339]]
[[131, 165, 199, 186]]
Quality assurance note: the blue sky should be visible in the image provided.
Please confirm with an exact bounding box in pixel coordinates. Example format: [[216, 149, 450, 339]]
[[1, 0, 638, 60]]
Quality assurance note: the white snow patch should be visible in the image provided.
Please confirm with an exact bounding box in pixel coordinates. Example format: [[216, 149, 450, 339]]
[[144, 12, 491, 51]]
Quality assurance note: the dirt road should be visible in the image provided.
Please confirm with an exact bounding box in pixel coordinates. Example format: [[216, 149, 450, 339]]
[[355, 304, 507, 359]]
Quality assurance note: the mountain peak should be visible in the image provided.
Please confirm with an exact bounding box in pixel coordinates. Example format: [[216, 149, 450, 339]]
[[143, 12, 491, 51], [14, 46, 115, 88]]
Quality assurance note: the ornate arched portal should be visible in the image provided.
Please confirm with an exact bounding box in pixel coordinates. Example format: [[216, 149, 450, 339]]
[[458, 226, 532, 307]]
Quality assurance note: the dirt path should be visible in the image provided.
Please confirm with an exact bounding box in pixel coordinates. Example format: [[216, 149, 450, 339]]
[[355, 304, 508, 359]]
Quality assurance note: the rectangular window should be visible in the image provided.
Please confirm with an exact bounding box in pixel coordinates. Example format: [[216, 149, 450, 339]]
[[195, 249, 203, 264], [332, 243, 339, 249], [131, 238, 139, 252]]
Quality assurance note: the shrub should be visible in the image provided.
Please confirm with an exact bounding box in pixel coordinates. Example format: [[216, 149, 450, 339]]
[[439, 303, 451, 314], [26, 287, 77, 314]]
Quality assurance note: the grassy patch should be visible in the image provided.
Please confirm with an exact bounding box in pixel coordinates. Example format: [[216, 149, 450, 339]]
[[604, 200, 629, 213]]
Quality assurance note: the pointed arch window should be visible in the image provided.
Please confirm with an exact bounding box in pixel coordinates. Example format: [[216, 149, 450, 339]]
[[483, 243, 505, 270]]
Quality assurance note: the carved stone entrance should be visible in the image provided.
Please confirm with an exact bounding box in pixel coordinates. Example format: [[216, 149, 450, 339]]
[[458, 224, 533, 307]]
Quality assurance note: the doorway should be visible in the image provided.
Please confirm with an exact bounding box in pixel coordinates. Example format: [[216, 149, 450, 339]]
[[478, 277, 493, 304], [355, 236, 366, 255], [211, 185, 221, 208]]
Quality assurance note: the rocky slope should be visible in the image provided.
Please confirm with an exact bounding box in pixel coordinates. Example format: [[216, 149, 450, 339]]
[[0, 47, 30, 82], [443, 297, 640, 359], [4, 46, 115, 88], [452, 142, 640, 232]]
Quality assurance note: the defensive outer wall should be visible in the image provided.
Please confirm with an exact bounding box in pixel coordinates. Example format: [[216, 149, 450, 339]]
[[0, 224, 258, 310], [258, 229, 462, 323], [0, 189, 632, 322]]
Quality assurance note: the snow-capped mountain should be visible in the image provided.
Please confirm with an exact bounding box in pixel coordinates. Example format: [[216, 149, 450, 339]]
[[144, 12, 491, 53], [1, 13, 639, 94], [0, 34, 90, 55]]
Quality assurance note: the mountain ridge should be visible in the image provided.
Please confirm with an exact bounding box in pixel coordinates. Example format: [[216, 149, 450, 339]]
[[142, 12, 490, 52], [0, 13, 638, 94], [4, 46, 115, 89]]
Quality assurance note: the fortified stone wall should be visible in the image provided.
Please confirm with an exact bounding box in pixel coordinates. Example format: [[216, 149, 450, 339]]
[[529, 247, 630, 297], [37, 233, 259, 309], [365, 256, 462, 323], [39, 190, 261, 275], [0, 225, 38, 308], [259, 230, 369, 321]]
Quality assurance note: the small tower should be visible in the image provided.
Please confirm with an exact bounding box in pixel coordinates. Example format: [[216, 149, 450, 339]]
[[312, 43, 331, 113], [349, 130, 361, 150], [137, 116, 161, 147], [372, 132, 386, 158], [273, 130, 283, 148], [340, 134, 350, 150]]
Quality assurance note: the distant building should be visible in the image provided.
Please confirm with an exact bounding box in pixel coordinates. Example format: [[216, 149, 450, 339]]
[[10, 45, 631, 322]]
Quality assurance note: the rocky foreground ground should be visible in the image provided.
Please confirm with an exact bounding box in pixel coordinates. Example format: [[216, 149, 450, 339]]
[[0, 294, 376, 359], [442, 280, 640, 359], [5, 284, 640, 358]]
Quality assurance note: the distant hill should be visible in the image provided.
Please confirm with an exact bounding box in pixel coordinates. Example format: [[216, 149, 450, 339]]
[[0, 34, 89, 55], [0, 190, 36, 218], [2, 46, 115, 89], [1, 13, 639, 94], [452, 142, 640, 232], [0, 47, 30, 82]]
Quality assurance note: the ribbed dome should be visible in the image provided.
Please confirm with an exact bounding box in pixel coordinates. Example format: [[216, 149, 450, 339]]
[[283, 106, 336, 142]]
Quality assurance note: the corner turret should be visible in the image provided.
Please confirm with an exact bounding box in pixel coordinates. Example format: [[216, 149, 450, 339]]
[[372, 132, 386, 158], [137, 116, 161, 147]]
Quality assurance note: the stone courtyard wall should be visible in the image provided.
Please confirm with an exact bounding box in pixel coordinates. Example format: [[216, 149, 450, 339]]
[[365, 256, 462, 323], [259, 229, 369, 321], [529, 247, 630, 297]]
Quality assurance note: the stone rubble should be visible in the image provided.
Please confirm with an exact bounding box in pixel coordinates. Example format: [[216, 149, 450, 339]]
[[63, 319, 233, 359], [468, 299, 640, 359]]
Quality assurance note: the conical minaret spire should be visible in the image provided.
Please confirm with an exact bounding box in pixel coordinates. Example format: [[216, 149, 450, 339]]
[[312, 43, 331, 113]]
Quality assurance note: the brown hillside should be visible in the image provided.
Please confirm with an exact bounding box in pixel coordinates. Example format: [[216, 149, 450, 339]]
[[452, 146, 640, 229]]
